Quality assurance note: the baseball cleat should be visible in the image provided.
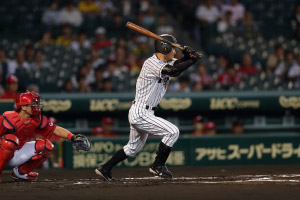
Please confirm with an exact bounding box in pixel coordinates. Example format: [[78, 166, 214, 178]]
[[95, 165, 115, 181], [11, 167, 38, 182], [149, 165, 173, 179]]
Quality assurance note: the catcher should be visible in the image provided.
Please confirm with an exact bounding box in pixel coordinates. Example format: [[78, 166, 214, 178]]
[[0, 90, 91, 182]]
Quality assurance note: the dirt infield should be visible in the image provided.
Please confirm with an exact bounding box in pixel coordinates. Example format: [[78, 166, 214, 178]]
[[1, 165, 300, 200]]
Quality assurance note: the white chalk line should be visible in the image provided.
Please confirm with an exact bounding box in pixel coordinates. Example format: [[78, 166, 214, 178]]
[[69, 174, 300, 185]]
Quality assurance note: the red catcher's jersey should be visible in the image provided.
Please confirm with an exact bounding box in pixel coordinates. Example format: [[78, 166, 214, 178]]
[[0, 111, 57, 149]]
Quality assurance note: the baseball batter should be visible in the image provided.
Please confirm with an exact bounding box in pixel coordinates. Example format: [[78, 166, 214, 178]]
[[96, 34, 201, 180], [0, 91, 90, 182]]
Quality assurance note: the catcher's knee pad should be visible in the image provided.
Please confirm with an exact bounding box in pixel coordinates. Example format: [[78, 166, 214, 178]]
[[17, 139, 54, 175], [0, 134, 19, 153], [0, 134, 19, 172], [34, 139, 54, 159]]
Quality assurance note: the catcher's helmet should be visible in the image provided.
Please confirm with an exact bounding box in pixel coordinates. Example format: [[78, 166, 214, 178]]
[[15, 90, 42, 118], [155, 34, 177, 54]]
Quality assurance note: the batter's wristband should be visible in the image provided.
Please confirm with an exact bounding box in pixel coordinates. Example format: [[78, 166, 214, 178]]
[[67, 133, 75, 141]]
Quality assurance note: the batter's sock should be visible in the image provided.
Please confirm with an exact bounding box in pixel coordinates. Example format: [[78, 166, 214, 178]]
[[103, 148, 128, 171], [153, 142, 172, 167]]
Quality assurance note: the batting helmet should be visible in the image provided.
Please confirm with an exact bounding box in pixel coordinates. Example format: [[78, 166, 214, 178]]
[[15, 90, 42, 118], [155, 34, 177, 54]]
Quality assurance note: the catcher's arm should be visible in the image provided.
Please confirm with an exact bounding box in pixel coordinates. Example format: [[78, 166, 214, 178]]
[[53, 126, 91, 151]]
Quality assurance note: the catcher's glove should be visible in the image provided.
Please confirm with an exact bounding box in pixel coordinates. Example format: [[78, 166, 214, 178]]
[[183, 46, 202, 59], [72, 134, 91, 151]]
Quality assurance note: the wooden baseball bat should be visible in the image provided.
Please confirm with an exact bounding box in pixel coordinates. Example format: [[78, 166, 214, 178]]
[[126, 22, 184, 50], [126, 22, 202, 58]]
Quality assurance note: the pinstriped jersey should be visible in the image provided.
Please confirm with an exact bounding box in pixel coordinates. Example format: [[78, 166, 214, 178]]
[[134, 54, 176, 107]]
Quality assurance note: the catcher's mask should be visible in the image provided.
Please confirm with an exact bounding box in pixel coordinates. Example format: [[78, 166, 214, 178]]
[[155, 34, 177, 55], [16, 90, 43, 119]]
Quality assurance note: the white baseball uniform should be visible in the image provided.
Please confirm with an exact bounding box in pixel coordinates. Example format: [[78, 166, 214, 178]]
[[123, 54, 180, 157], [7, 141, 38, 167]]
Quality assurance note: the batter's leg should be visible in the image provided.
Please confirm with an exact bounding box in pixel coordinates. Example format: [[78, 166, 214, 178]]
[[95, 125, 148, 181], [132, 115, 179, 178]]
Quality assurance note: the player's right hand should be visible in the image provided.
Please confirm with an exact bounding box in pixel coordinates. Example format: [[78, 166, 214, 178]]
[[183, 46, 202, 59], [183, 46, 194, 56]]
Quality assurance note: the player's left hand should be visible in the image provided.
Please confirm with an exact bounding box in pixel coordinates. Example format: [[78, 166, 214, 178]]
[[72, 134, 91, 151]]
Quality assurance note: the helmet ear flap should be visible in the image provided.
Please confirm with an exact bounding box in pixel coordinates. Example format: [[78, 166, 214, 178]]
[[155, 34, 176, 55]]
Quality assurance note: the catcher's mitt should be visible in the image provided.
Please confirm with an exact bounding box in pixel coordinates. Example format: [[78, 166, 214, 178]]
[[72, 134, 91, 151]]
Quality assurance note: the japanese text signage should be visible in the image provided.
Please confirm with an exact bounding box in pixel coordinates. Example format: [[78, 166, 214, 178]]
[[63, 134, 300, 169]]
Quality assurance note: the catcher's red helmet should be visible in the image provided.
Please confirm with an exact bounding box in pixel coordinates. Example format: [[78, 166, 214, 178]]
[[15, 90, 42, 118]]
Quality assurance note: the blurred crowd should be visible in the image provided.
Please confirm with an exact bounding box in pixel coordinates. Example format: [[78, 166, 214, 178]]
[[0, 0, 300, 97]]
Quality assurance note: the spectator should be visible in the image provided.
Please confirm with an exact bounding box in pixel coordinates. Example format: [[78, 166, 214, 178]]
[[290, 4, 300, 33], [143, 5, 155, 29], [56, 25, 74, 46], [96, 0, 115, 17], [192, 82, 203, 92], [295, 26, 300, 41], [191, 115, 205, 136], [90, 67, 104, 91], [76, 75, 91, 93], [288, 54, 300, 88], [194, 0, 220, 46], [171, 75, 190, 92], [62, 79, 76, 93], [24, 44, 35, 65], [8, 50, 30, 75], [27, 84, 40, 93], [132, 36, 151, 61], [190, 63, 212, 90], [70, 31, 91, 51], [217, 11, 235, 41], [232, 120, 244, 135], [92, 117, 118, 137], [102, 77, 114, 92], [38, 31, 55, 47], [107, 13, 125, 38], [47, 117, 62, 168], [60, 1, 83, 27], [115, 38, 127, 50], [78, 0, 100, 16], [157, 14, 175, 36], [84, 60, 96, 84], [204, 121, 216, 135], [92, 27, 112, 50], [217, 64, 242, 89], [237, 54, 258, 77], [195, 0, 220, 24], [120, 0, 133, 17], [0, 75, 19, 101], [0, 48, 9, 85], [42, 1, 61, 26], [221, 0, 245, 25], [237, 11, 259, 39], [217, 54, 230, 74], [138, 0, 151, 12], [266, 44, 284, 76], [114, 47, 128, 73], [89, 49, 105, 69], [126, 52, 140, 73], [274, 50, 295, 79], [30, 49, 51, 72]]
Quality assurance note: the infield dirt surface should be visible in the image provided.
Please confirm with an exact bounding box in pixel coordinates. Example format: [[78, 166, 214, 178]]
[[1, 165, 300, 200]]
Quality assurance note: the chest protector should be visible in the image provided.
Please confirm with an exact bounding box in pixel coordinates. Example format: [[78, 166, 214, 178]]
[[2, 111, 48, 142]]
